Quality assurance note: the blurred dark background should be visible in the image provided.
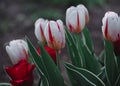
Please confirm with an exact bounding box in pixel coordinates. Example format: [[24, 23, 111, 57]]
[[0, 0, 120, 83]]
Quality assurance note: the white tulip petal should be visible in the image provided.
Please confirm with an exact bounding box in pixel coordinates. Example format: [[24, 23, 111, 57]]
[[66, 6, 76, 17], [78, 11, 86, 30], [67, 10, 78, 30], [34, 18, 48, 42], [77, 4, 88, 16], [6, 39, 28, 64], [102, 11, 118, 25]]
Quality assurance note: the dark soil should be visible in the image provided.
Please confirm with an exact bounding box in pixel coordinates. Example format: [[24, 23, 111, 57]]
[[0, 0, 120, 84]]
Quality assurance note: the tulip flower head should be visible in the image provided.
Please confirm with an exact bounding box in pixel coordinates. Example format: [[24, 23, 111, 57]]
[[102, 11, 120, 56], [44, 20, 65, 50], [35, 18, 48, 43], [6, 39, 28, 64], [102, 11, 120, 41], [66, 4, 89, 33]]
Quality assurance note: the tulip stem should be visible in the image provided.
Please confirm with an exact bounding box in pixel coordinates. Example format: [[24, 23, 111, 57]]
[[117, 56, 120, 72], [56, 50, 61, 71]]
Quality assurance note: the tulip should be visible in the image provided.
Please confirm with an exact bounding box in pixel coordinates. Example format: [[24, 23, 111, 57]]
[[37, 46, 57, 63], [6, 39, 28, 64], [66, 4, 89, 33], [34, 18, 48, 43], [44, 20, 65, 50], [102, 11, 120, 41], [5, 60, 35, 86], [102, 11, 120, 56]]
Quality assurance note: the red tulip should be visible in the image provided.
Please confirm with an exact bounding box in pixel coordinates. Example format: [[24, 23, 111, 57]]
[[37, 46, 57, 63], [5, 60, 35, 86]]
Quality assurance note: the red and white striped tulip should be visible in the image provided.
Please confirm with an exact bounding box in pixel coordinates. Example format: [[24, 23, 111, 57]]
[[6, 39, 28, 64], [102, 11, 120, 56], [66, 4, 89, 33], [44, 20, 65, 50], [34, 18, 48, 43], [102, 11, 120, 41]]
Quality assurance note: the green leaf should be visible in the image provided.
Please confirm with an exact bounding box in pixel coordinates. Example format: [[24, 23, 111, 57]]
[[65, 28, 84, 67], [98, 50, 105, 66], [73, 33, 86, 68], [104, 40, 119, 86], [97, 67, 107, 84], [115, 73, 120, 86], [26, 37, 47, 76], [26, 37, 50, 86], [38, 42, 65, 86], [40, 75, 49, 86], [65, 63, 105, 86], [82, 45, 101, 75], [0, 83, 11, 86], [82, 28, 94, 53]]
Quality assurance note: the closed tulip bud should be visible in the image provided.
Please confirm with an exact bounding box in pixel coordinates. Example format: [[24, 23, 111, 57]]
[[66, 4, 89, 33], [102, 11, 120, 56], [6, 39, 28, 64], [35, 18, 48, 43], [44, 20, 65, 50], [102, 11, 120, 41]]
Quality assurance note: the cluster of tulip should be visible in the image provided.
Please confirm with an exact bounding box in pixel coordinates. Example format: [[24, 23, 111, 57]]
[[1, 4, 120, 86]]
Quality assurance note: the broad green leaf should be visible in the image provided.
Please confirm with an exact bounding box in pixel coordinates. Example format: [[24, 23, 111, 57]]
[[115, 73, 120, 86], [66, 35, 79, 66], [26, 37, 50, 86], [97, 67, 107, 84], [116, 56, 120, 72], [38, 42, 65, 86], [65, 63, 105, 86], [82, 27, 94, 52], [73, 33, 86, 68], [65, 28, 84, 68], [82, 45, 101, 75], [40, 75, 49, 86], [98, 50, 105, 66], [26, 37, 47, 76], [0, 83, 11, 86], [105, 40, 119, 86]]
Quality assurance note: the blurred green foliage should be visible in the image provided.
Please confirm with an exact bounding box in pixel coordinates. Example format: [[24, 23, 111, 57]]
[[0, 20, 9, 33]]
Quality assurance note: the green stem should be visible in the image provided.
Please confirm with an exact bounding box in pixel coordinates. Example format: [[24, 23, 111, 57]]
[[56, 50, 61, 71], [117, 56, 120, 72]]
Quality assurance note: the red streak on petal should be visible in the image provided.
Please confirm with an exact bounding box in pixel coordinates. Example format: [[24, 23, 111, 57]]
[[40, 24, 44, 37], [48, 23, 54, 42], [56, 22, 60, 32], [77, 12, 80, 28], [104, 19, 108, 38], [68, 23, 73, 32]]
